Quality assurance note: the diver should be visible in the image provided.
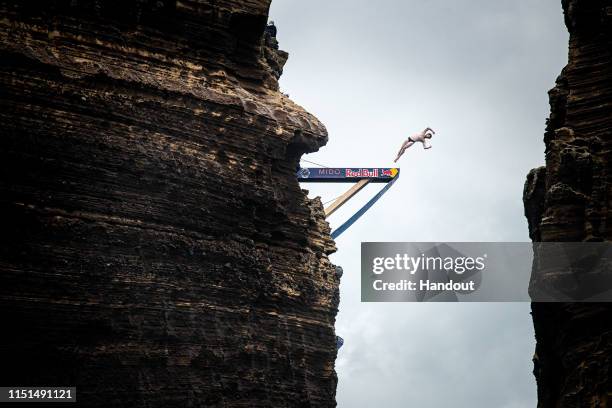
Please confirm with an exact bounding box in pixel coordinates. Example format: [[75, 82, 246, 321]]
[[394, 127, 435, 162]]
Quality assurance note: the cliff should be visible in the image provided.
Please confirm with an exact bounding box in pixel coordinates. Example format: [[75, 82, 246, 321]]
[[0, 1, 339, 406], [524, 0, 612, 406]]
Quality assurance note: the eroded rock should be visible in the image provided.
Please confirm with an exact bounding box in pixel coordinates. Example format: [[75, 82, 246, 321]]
[[524, 0, 612, 406], [0, 1, 338, 406]]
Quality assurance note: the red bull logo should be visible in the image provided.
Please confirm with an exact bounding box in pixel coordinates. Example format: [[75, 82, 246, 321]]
[[346, 168, 379, 178]]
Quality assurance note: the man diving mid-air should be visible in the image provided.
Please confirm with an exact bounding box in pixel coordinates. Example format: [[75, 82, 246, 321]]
[[394, 127, 435, 162]]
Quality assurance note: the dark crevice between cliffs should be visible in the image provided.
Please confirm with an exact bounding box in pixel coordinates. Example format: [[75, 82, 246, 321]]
[[0, 1, 339, 406]]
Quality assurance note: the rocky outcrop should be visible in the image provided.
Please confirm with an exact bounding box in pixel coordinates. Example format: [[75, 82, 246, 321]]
[[524, 0, 612, 406], [0, 1, 338, 406]]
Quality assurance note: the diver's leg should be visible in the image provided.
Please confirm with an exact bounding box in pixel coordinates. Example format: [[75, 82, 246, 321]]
[[394, 146, 406, 162], [394, 141, 413, 162]]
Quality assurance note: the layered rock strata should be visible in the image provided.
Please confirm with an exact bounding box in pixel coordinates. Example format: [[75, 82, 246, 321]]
[[0, 1, 338, 406], [524, 0, 612, 406]]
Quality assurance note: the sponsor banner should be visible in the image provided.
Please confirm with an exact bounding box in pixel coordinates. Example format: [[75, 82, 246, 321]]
[[297, 168, 398, 182], [361, 242, 612, 302]]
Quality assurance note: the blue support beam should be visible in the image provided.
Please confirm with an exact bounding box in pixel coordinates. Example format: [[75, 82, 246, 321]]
[[330, 175, 400, 239]]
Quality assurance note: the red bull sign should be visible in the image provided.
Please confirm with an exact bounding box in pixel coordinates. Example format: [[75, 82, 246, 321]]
[[297, 168, 399, 183]]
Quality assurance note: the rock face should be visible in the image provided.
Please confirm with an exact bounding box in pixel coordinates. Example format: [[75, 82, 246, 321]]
[[0, 1, 338, 406], [524, 0, 612, 406]]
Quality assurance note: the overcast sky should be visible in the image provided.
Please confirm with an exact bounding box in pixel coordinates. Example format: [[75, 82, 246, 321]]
[[269, 1, 568, 406]]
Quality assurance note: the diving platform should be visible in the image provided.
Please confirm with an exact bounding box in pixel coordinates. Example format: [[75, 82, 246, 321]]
[[296, 167, 399, 183], [296, 167, 400, 239]]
